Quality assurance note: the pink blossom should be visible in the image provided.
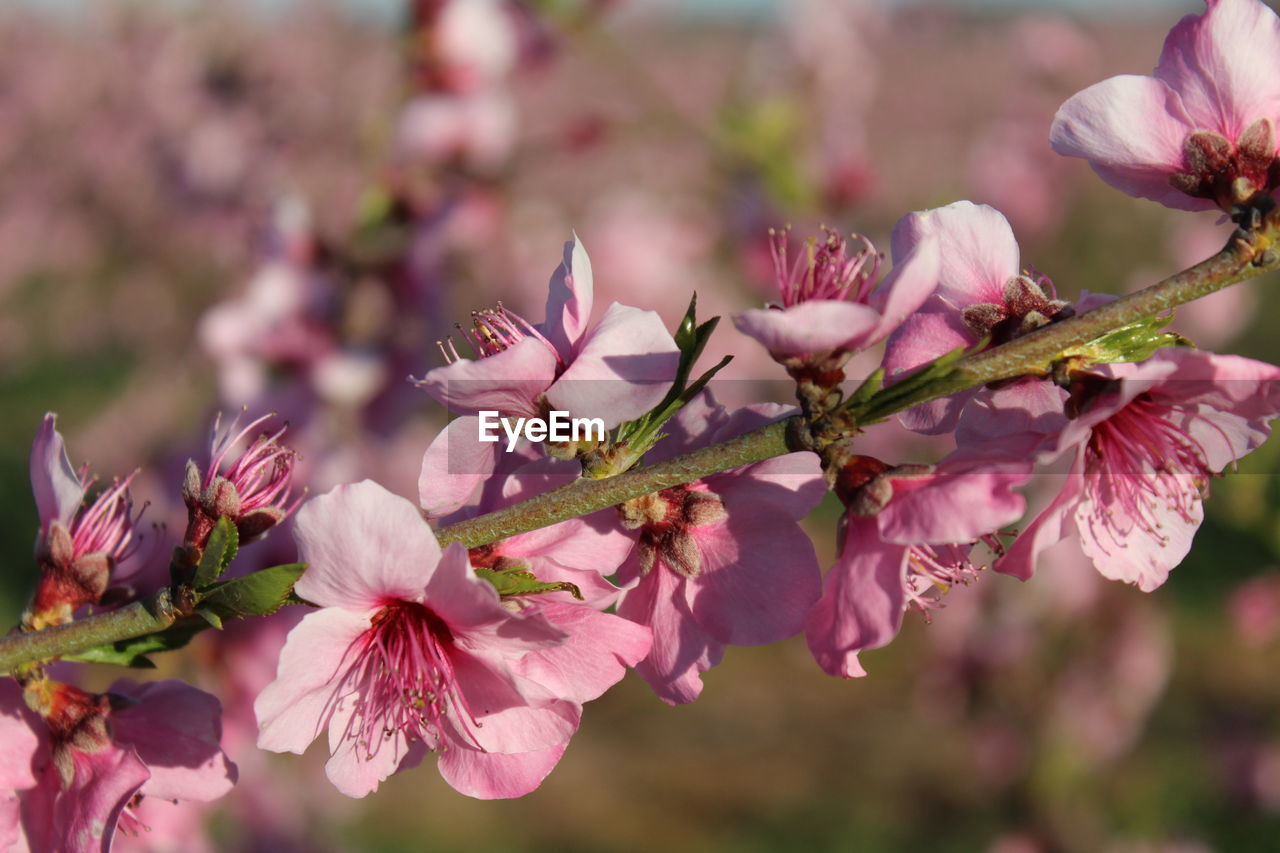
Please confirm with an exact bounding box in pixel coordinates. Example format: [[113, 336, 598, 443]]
[[2, 677, 235, 853], [255, 480, 647, 799], [732, 224, 939, 363], [613, 394, 826, 704], [416, 236, 679, 425], [28, 414, 142, 627], [993, 349, 1280, 591], [1050, 0, 1280, 212], [882, 201, 1072, 434], [805, 450, 1031, 678]]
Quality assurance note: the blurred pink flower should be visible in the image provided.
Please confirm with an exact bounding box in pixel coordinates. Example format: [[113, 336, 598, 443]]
[[1229, 573, 1280, 647], [614, 395, 826, 704], [1051, 0, 1280, 212], [995, 349, 1280, 590]]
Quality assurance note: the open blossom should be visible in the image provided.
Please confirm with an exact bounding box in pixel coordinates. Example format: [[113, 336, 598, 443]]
[[805, 449, 1031, 679], [732, 224, 939, 366], [613, 394, 826, 704], [883, 201, 1074, 434], [1051, 0, 1280, 212], [256, 480, 647, 799], [1, 676, 235, 853], [415, 236, 678, 425], [991, 348, 1280, 591], [182, 413, 300, 552], [27, 413, 142, 628]]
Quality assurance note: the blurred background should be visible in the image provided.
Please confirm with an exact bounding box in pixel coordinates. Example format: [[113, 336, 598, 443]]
[[2, 0, 1280, 850]]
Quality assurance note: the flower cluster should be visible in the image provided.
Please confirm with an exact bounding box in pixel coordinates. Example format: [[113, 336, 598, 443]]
[[6, 0, 1280, 845]]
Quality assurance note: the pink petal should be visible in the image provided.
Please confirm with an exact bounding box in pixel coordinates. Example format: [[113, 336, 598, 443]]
[[437, 742, 566, 800], [995, 454, 1088, 581], [447, 652, 579, 753], [804, 516, 907, 678], [107, 680, 236, 803], [882, 300, 974, 375], [23, 746, 149, 853], [1074, 467, 1203, 592], [868, 228, 941, 341], [704, 452, 825, 522], [414, 336, 558, 419], [419, 418, 497, 519], [29, 413, 85, 535], [513, 600, 652, 703], [0, 680, 40, 791], [618, 561, 724, 705], [425, 544, 567, 651], [500, 516, 636, 579], [1050, 75, 1205, 210], [732, 301, 881, 357], [686, 507, 822, 646], [324, 698, 422, 798], [255, 607, 372, 755], [1155, 0, 1280, 138], [880, 459, 1030, 545], [293, 481, 441, 610], [541, 236, 594, 360], [955, 380, 1070, 448], [890, 201, 1018, 307], [545, 303, 679, 428]]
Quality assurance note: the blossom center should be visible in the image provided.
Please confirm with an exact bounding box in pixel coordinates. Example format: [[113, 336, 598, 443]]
[[437, 302, 562, 366], [769, 226, 880, 308], [341, 600, 482, 758], [1084, 393, 1212, 547], [1169, 120, 1280, 210]]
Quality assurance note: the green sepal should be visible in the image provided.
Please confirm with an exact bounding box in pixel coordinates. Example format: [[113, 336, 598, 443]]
[[195, 607, 224, 630], [193, 517, 238, 588], [475, 567, 583, 601], [199, 563, 308, 619], [1064, 314, 1192, 366], [850, 343, 972, 423], [63, 620, 211, 669]]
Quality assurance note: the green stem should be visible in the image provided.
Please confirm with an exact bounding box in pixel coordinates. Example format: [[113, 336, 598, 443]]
[[0, 589, 180, 674], [4, 222, 1278, 673]]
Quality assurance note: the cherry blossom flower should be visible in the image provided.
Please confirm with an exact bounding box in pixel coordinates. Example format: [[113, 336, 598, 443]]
[[416, 236, 678, 424], [613, 394, 826, 704], [732, 224, 939, 367], [882, 201, 1073, 434], [1, 676, 235, 853], [1051, 0, 1280, 212], [990, 348, 1280, 591], [805, 450, 1031, 678], [256, 480, 648, 799], [27, 414, 142, 628]]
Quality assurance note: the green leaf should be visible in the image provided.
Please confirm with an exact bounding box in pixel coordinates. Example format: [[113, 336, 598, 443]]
[[200, 563, 308, 619], [1065, 314, 1191, 366], [475, 567, 584, 600], [64, 620, 211, 668], [195, 607, 224, 630], [193, 517, 239, 588]]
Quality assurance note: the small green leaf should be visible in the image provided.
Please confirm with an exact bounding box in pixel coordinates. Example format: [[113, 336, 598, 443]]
[[200, 563, 308, 619], [196, 608, 224, 630], [475, 567, 583, 600], [193, 517, 239, 588], [1065, 314, 1192, 366]]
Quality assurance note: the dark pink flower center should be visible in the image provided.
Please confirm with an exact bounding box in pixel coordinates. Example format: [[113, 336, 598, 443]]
[[619, 485, 727, 578], [769, 226, 880, 308], [1084, 393, 1212, 547], [207, 413, 298, 515], [340, 600, 482, 758]]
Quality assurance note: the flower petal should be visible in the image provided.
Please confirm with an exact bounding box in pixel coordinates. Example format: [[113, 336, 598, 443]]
[[732, 301, 882, 357], [293, 481, 441, 609], [890, 201, 1018, 307], [29, 413, 85, 535], [414, 337, 558, 419], [437, 742, 567, 800], [541, 236, 593, 360], [419, 418, 497, 519]]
